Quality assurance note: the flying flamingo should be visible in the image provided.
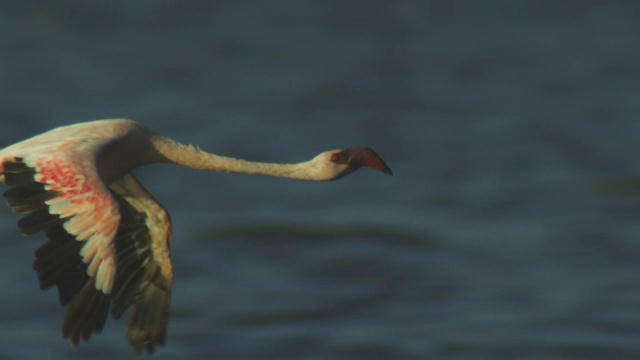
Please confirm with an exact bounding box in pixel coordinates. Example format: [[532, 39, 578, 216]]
[[0, 119, 392, 355]]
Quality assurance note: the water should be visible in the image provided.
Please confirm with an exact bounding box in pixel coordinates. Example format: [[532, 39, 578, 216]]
[[1, 2, 640, 359]]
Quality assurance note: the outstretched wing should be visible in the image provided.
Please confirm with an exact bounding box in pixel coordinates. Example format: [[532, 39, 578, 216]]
[[109, 173, 173, 355], [1, 139, 122, 295], [1, 154, 119, 345]]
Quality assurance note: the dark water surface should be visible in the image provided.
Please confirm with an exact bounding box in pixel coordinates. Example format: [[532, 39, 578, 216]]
[[1, 2, 640, 359]]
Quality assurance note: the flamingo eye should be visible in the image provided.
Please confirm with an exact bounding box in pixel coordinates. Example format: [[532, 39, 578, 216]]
[[330, 153, 340, 162]]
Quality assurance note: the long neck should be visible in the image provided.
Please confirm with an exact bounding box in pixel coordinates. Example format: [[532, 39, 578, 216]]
[[149, 136, 321, 181]]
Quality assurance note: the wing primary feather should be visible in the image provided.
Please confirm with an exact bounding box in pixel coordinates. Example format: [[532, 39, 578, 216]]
[[3, 161, 42, 189], [3, 187, 60, 213], [62, 278, 110, 346], [18, 208, 66, 235]]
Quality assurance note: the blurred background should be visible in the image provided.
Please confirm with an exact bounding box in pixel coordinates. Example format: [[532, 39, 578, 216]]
[[1, 1, 640, 359]]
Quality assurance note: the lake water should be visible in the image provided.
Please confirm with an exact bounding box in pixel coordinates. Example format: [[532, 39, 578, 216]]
[[1, 2, 640, 359]]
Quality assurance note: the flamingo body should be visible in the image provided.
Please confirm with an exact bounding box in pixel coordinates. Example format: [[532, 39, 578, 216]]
[[0, 119, 391, 354]]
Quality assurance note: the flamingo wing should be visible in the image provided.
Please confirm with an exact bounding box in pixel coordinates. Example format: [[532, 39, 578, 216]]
[[2, 144, 121, 294], [108, 173, 173, 355], [1, 151, 120, 345]]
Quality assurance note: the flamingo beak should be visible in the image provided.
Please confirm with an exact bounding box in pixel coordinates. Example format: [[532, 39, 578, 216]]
[[346, 147, 393, 176]]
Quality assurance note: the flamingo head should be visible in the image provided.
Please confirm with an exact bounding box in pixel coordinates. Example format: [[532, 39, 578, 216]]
[[312, 147, 393, 181]]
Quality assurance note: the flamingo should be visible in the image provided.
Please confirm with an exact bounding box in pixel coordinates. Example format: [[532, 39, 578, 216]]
[[0, 119, 392, 355]]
